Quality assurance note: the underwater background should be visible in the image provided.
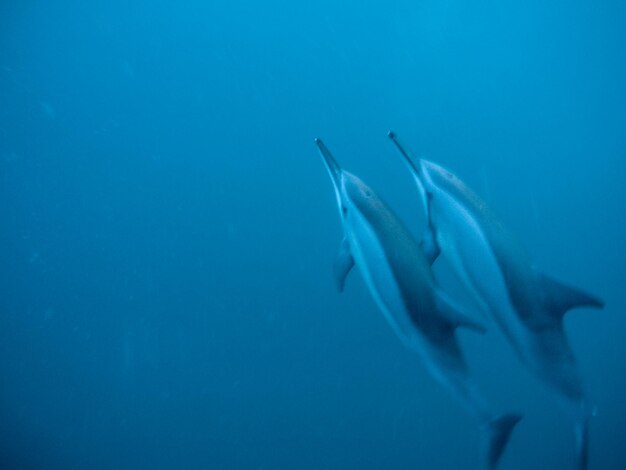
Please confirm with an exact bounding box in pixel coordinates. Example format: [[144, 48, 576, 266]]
[[1, 1, 625, 468]]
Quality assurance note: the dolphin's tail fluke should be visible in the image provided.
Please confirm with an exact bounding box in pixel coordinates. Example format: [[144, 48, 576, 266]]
[[574, 414, 590, 470], [484, 413, 522, 469]]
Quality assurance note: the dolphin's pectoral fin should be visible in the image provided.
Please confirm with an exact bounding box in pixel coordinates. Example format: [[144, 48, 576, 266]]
[[540, 273, 604, 320], [484, 413, 523, 469], [574, 414, 590, 470], [420, 228, 441, 265], [333, 237, 355, 293], [434, 289, 487, 334]]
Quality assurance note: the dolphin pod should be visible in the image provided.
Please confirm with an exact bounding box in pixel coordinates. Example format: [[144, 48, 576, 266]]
[[387, 131, 604, 470], [315, 138, 521, 469]]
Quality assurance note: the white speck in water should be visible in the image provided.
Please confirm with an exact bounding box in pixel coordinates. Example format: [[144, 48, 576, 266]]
[[39, 101, 56, 120], [44, 308, 54, 321]]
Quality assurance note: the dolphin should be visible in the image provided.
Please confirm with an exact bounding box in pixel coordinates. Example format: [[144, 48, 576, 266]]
[[315, 138, 521, 469], [388, 131, 604, 469]]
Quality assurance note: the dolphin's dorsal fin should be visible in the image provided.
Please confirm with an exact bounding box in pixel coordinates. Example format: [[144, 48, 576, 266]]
[[434, 288, 487, 333], [334, 237, 355, 293], [540, 273, 604, 320]]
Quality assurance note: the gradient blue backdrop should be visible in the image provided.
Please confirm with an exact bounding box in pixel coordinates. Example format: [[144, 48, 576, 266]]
[[1, 1, 624, 468]]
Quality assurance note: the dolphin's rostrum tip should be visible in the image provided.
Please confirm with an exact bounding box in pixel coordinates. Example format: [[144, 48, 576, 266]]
[[387, 130, 396, 139]]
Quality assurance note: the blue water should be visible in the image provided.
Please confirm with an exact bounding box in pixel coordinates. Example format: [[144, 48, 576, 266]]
[[1, 1, 625, 468]]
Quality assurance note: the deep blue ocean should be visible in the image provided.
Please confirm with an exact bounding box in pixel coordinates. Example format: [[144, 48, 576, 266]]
[[1, 1, 625, 468]]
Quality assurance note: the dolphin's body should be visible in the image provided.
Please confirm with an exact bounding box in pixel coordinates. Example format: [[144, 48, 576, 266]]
[[315, 138, 520, 469], [388, 132, 604, 469]]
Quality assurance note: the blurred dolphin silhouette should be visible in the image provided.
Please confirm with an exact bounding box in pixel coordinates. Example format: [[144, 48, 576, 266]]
[[388, 131, 604, 470], [315, 138, 521, 469]]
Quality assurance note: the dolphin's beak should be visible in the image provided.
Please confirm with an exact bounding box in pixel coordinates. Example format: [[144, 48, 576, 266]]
[[315, 138, 343, 192], [387, 131, 422, 177], [387, 131, 429, 215]]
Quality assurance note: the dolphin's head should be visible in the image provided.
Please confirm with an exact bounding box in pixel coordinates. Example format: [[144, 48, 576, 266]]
[[388, 132, 483, 215], [315, 138, 349, 219], [315, 138, 374, 221]]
